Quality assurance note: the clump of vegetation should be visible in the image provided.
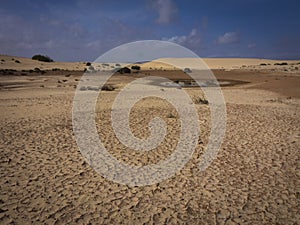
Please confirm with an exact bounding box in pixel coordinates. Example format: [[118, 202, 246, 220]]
[[274, 62, 288, 66], [131, 65, 141, 70], [32, 54, 54, 62], [34, 67, 46, 74], [101, 85, 115, 91], [15, 60, 21, 63], [115, 63, 121, 67], [193, 95, 209, 105], [260, 63, 267, 66], [0, 69, 16, 75], [1, 59, 5, 62], [118, 67, 131, 74], [86, 62, 91, 66], [52, 68, 61, 71], [183, 68, 192, 73]]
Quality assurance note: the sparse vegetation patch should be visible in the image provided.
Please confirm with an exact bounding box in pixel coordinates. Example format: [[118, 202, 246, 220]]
[[32, 54, 54, 62]]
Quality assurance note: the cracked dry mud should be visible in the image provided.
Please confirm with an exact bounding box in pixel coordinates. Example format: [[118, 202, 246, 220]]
[[0, 71, 299, 224]]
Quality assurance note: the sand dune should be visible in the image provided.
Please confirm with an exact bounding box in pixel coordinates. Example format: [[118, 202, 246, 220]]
[[0, 55, 86, 71], [1, 54, 299, 72]]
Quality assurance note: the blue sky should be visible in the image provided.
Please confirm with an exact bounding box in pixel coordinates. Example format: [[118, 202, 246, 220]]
[[0, 0, 299, 61]]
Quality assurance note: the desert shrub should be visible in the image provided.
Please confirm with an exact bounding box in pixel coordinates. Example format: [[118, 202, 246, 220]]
[[193, 96, 208, 105], [260, 63, 267, 66], [115, 63, 121, 67], [15, 60, 20, 63], [274, 62, 288, 66], [86, 62, 91, 66], [101, 85, 115, 91], [118, 67, 131, 74], [32, 54, 54, 62], [131, 65, 141, 70], [1, 59, 4, 62], [295, 67, 298, 70], [31, 67, 45, 74], [52, 68, 61, 71], [183, 68, 192, 73], [102, 63, 109, 67], [0, 69, 15, 75]]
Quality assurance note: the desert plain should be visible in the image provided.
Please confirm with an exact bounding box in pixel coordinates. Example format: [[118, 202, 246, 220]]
[[0, 55, 299, 224]]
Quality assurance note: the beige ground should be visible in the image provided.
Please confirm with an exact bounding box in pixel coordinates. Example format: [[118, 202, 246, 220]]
[[1, 54, 299, 72], [0, 56, 299, 224]]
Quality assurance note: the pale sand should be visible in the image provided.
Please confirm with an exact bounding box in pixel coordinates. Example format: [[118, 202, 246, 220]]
[[1, 54, 300, 72], [0, 56, 299, 224]]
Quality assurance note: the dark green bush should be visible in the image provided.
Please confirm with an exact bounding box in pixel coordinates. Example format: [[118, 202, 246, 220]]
[[131, 65, 141, 70], [101, 85, 115, 91], [32, 54, 54, 62], [274, 62, 288, 66]]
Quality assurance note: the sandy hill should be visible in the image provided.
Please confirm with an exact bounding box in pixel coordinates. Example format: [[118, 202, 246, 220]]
[[0, 54, 299, 71], [0, 55, 86, 71]]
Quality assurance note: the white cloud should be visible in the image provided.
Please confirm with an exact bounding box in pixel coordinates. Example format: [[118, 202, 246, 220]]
[[163, 29, 201, 48], [217, 32, 239, 45], [152, 0, 178, 24]]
